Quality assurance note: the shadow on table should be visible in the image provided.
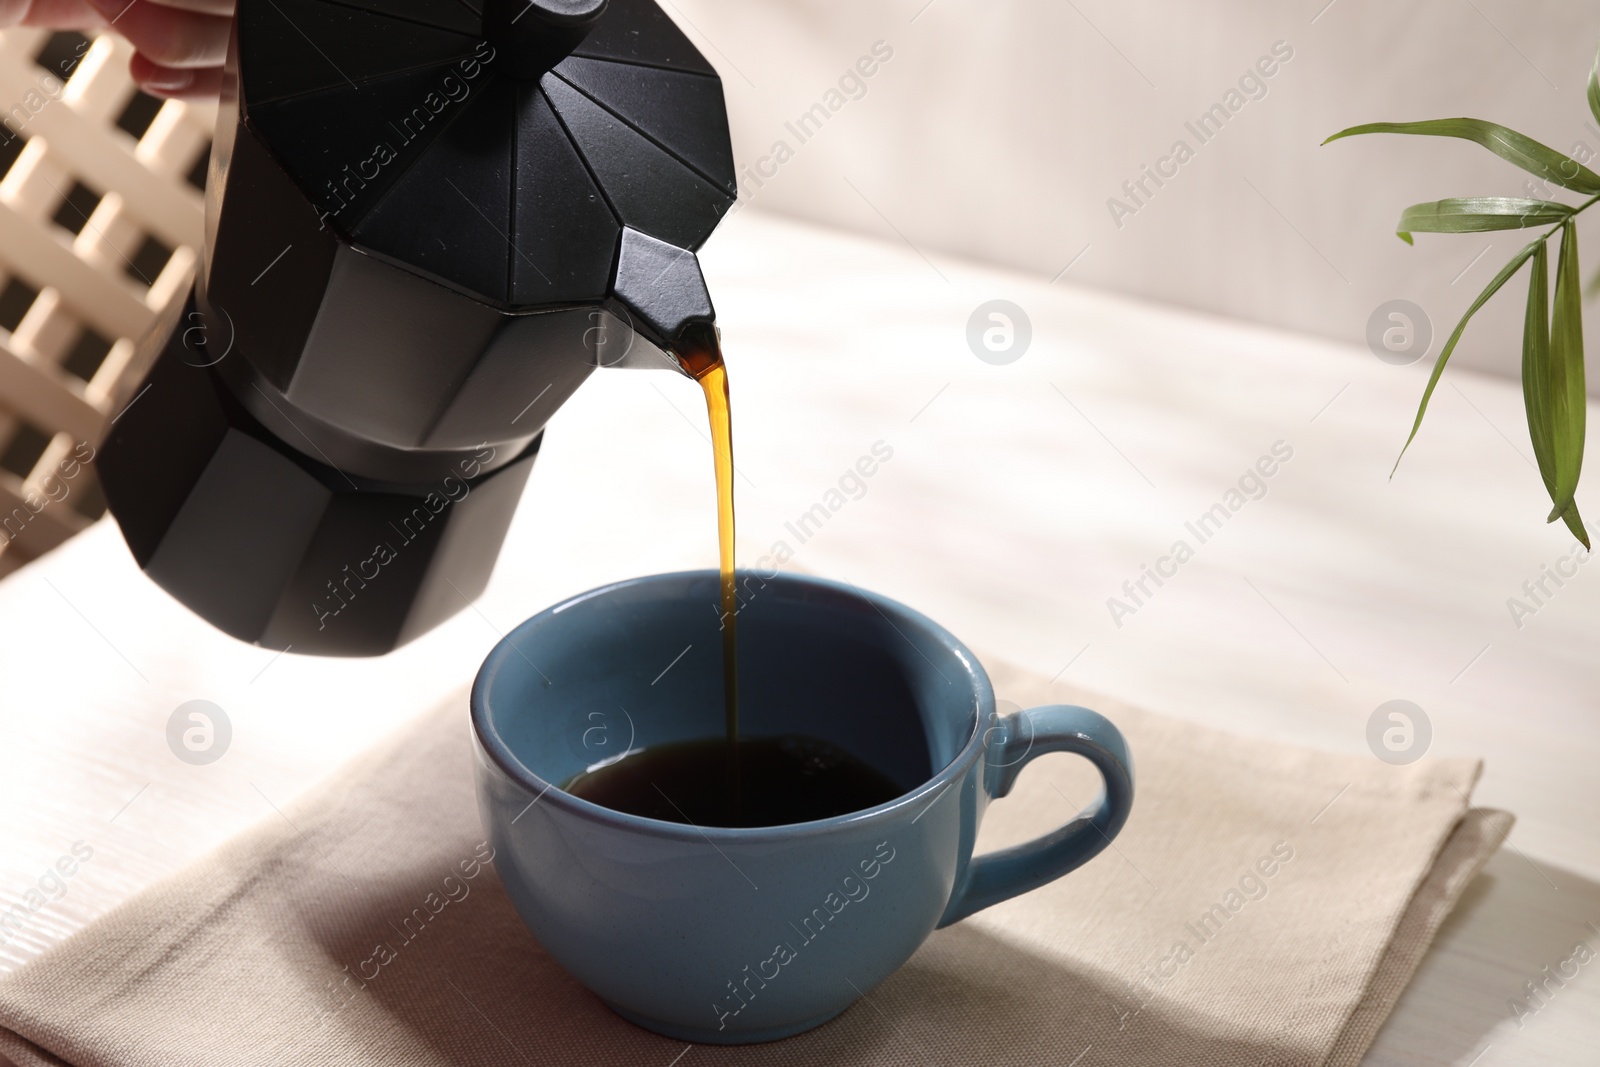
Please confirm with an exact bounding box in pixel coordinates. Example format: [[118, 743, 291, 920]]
[[305, 872, 1311, 1066], [1364, 852, 1600, 1066]]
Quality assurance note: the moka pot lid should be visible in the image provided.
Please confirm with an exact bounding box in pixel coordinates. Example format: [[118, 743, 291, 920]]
[[233, 0, 737, 310]]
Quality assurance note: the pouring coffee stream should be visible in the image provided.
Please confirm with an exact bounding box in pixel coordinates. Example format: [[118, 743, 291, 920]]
[[576, 330, 913, 828], [669, 325, 742, 812]]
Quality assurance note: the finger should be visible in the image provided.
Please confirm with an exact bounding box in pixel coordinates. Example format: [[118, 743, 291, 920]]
[[129, 53, 222, 98], [84, 0, 229, 67], [0, 0, 107, 27]]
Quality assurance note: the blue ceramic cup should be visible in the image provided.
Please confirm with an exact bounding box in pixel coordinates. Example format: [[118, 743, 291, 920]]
[[470, 571, 1133, 1043]]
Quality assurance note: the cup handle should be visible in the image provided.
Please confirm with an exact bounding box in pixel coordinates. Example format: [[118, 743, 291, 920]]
[[938, 704, 1134, 927]]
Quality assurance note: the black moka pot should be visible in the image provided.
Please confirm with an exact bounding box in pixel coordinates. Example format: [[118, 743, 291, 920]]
[[96, 0, 736, 656]]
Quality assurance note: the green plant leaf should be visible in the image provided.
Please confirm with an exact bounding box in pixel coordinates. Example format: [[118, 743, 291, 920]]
[[1522, 239, 1559, 511], [1325, 119, 1600, 195], [1544, 220, 1590, 545], [1395, 198, 1574, 243], [1520, 227, 1589, 548], [1394, 237, 1544, 473], [1589, 40, 1600, 127]]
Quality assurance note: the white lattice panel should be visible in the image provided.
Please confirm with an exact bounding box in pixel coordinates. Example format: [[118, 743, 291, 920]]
[[0, 27, 212, 579]]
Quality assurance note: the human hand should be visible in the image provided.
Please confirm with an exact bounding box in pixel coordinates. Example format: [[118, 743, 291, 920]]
[[0, 0, 233, 99]]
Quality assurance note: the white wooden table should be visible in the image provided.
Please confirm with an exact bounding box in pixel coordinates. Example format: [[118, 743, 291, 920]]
[[0, 209, 1595, 1065]]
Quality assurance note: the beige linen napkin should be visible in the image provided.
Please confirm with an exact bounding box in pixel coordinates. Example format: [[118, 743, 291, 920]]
[[0, 661, 1509, 1067]]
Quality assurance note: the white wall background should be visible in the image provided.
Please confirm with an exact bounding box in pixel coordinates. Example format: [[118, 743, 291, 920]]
[[672, 0, 1600, 389]]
